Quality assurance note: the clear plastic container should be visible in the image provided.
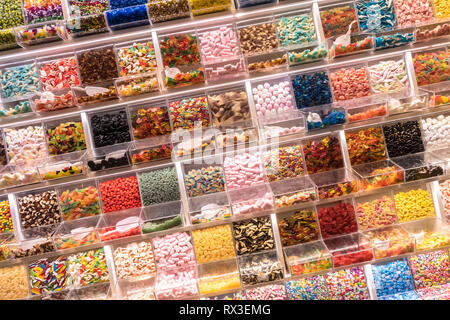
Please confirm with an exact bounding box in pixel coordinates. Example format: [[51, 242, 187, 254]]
[[283, 240, 332, 276], [96, 208, 142, 242], [420, 81, 450, 108], [402, 218, 450, 251], [53, 216, 100, 250], [391, 152, 445, 182], [70, 282, 112, 300], [276, 206, 320, 246], [140, 200, 183, 234], [316, 199, 358, 239], [115, 73, 160, 98], [0, 99, 34, 120], [9, 224, 57, 259], [229, 184, 274, 216], [237, 17, 280, 57], [303, 104, 347, 131], [57, 180, 102, 221], [182, 161, 226, 198], [0, 163, 40, 190], [147, 0, 190, 23], [310, 168, 358, 200], [328, 33, 374, 59], [412, 47, 450, 87], [72, 81, 118, 106], [66, 14, 109, 38], [324, 233, 374, 268], [31, 89, 77, 113], [328, 62, 371, 102], [105, 4, 150, 31], [119, 278, 155, 300], [352, 159, 405, 191], [246, 51, 288, 74], [260, 110, 306, 140], [275, 8, 318, 51], [319, 1, 360, 39], [374, 27, 415, 50], [75, 45, 119, 85], [172, 128, 216, 159], [190, 0, 231, 16], [354, 191, 398, 231], [15, 21, 67, 47], [415, 20, 450, 42], [129, 101, 172, 140], [271, 175, 317, 209], [0, 28, 20, 51], [87, 144, 131, 173], [393, 182, 436, 223], [343, 100, 387, 123], [234, 0, 276, 9], [37, 151, 87, 181], [130, 139, 173, 165], [188, 191, 231, 225], [287, 43, 328, 66], [239, 250, 283, 286], [215, 127, 258, 150], [198, 259, 241, 295], [155, 265, 199, 299], [113, 240, 156, 282], [0, 59, 40, 101], [168, 94, 211, 132]]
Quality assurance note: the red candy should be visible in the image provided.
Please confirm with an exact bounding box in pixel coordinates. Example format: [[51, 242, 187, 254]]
[[39, 57, 80, 91], [318, 202, 357, 239], [99, 176, 142, 213]]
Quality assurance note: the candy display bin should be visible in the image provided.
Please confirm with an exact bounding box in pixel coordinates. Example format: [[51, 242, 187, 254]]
[[238, 250, 283, 286], [190, 0, 231, 16], [327, 33, 374, 59], [159, 31, 205, 89], [105, 5, 150, 31], [392, 181, 436, 223], [374, 27, 415, 50], [189, 191, 231, 225], [328, 62, 371, 102], [340, 99, 387, 124], [303, 104, 347, 131], [391, 152, 445, 182], [87, 106, 132, 149], [130, 139, 173, 165], [9, 224, 57, 259], [36, 53, 81, 92], [68, 0, 110, 16], [215, 127, 259, 150], [206, 85, 251, 129], [415, 20, 450, 42], [271, 175, 317, 209], [43, 116, 87, 156], [301, 132, 345, 174], [234, 0, 275, 9], [115, 38, 158, 76], [52, 216, 100, 250], [128, 100, 172, 140], [66, 14, 109, 39], [96, 208, 142, 242], [354, 191, 398, 231], [318, 0, 360, 39], [310, 168, 358, 200], [140, 200, 183, 234], [155, 265, 199, 300], [172, 128, 217, 160], [69, 282, 112, 300], [352, 159, 405, 191], [412, 47, 450, 87], [15, 21, 68, 47], [0, 59, 40, 101], [355, 0, 397, 32], [416, 283, 450, 300], [147, 0, 191, 23], [115, 73, 160, 98], [0, 233, 13, 261], [246, 51, 288, 74], [0, 163, 41, 190], [197, 24, 242, 65], [401, 218, 450, 252], [283, 240, 332, 276], [98, 172, 141, 213], [87, 144, 131, 173], [229, 183, 274, 216], [237, 17, 280, 57], [250, 75, 297, 125], [198, 259, 241, 296], [56, 180, 102, 221], [260, 110, 306, 140], [386, 92, 428, 115], [118, 277, 155, 300], [168, 94, 212, 132], [0, 99, 34, 120], [37, 151, 88, 181], [287, 43, 328, 66], [324, 232, 374, 268], [317, 199, 358, 239], [72, 81, 118, 106], [31, 89, 77, 113], [277, 9, 319, 52], [76, 45, 119, 85], [182, 160, 227, 198], [0, 28, 20, 51], [276, 206, 320, 246], [364, 226, 414, 259], [421, 81, 450, 108]]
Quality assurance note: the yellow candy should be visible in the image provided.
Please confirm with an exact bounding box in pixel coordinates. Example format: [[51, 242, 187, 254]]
[[394, 188, 436, 223], [433, 0, 450, 18]]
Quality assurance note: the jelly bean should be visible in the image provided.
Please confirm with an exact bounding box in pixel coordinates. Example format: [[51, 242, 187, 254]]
[[409, 250, 450, 289], [0, 200, 13, 234], [264, 145, 305, 182]]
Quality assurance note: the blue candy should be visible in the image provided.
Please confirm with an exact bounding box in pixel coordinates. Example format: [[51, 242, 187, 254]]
[[372, 258, 415, 298], [235, 0, 275, 8], [292, 71, 332, 109], [105, 5, 150, 30], [356, 0, 396, 32], [109, 0, 149, 10], [379, 290, 420, 300], [375, 32, 414, 50]]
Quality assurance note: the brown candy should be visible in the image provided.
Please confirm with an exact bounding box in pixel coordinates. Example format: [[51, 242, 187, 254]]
[[208, 90, 250, 126], [18, 191, 61, 229], [238, 23, 279, 55], [76, 47, 119, 85], [233, 216, 274, 255]]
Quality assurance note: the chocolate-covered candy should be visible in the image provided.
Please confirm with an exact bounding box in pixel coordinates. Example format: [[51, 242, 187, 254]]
[[233, 216, 274, 255], [240, 254, 284, 286], [10, 240, 54, 258], [17, 191, 61, 229], [238, 23, 278, 55], [208, 90, 250, 126]]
